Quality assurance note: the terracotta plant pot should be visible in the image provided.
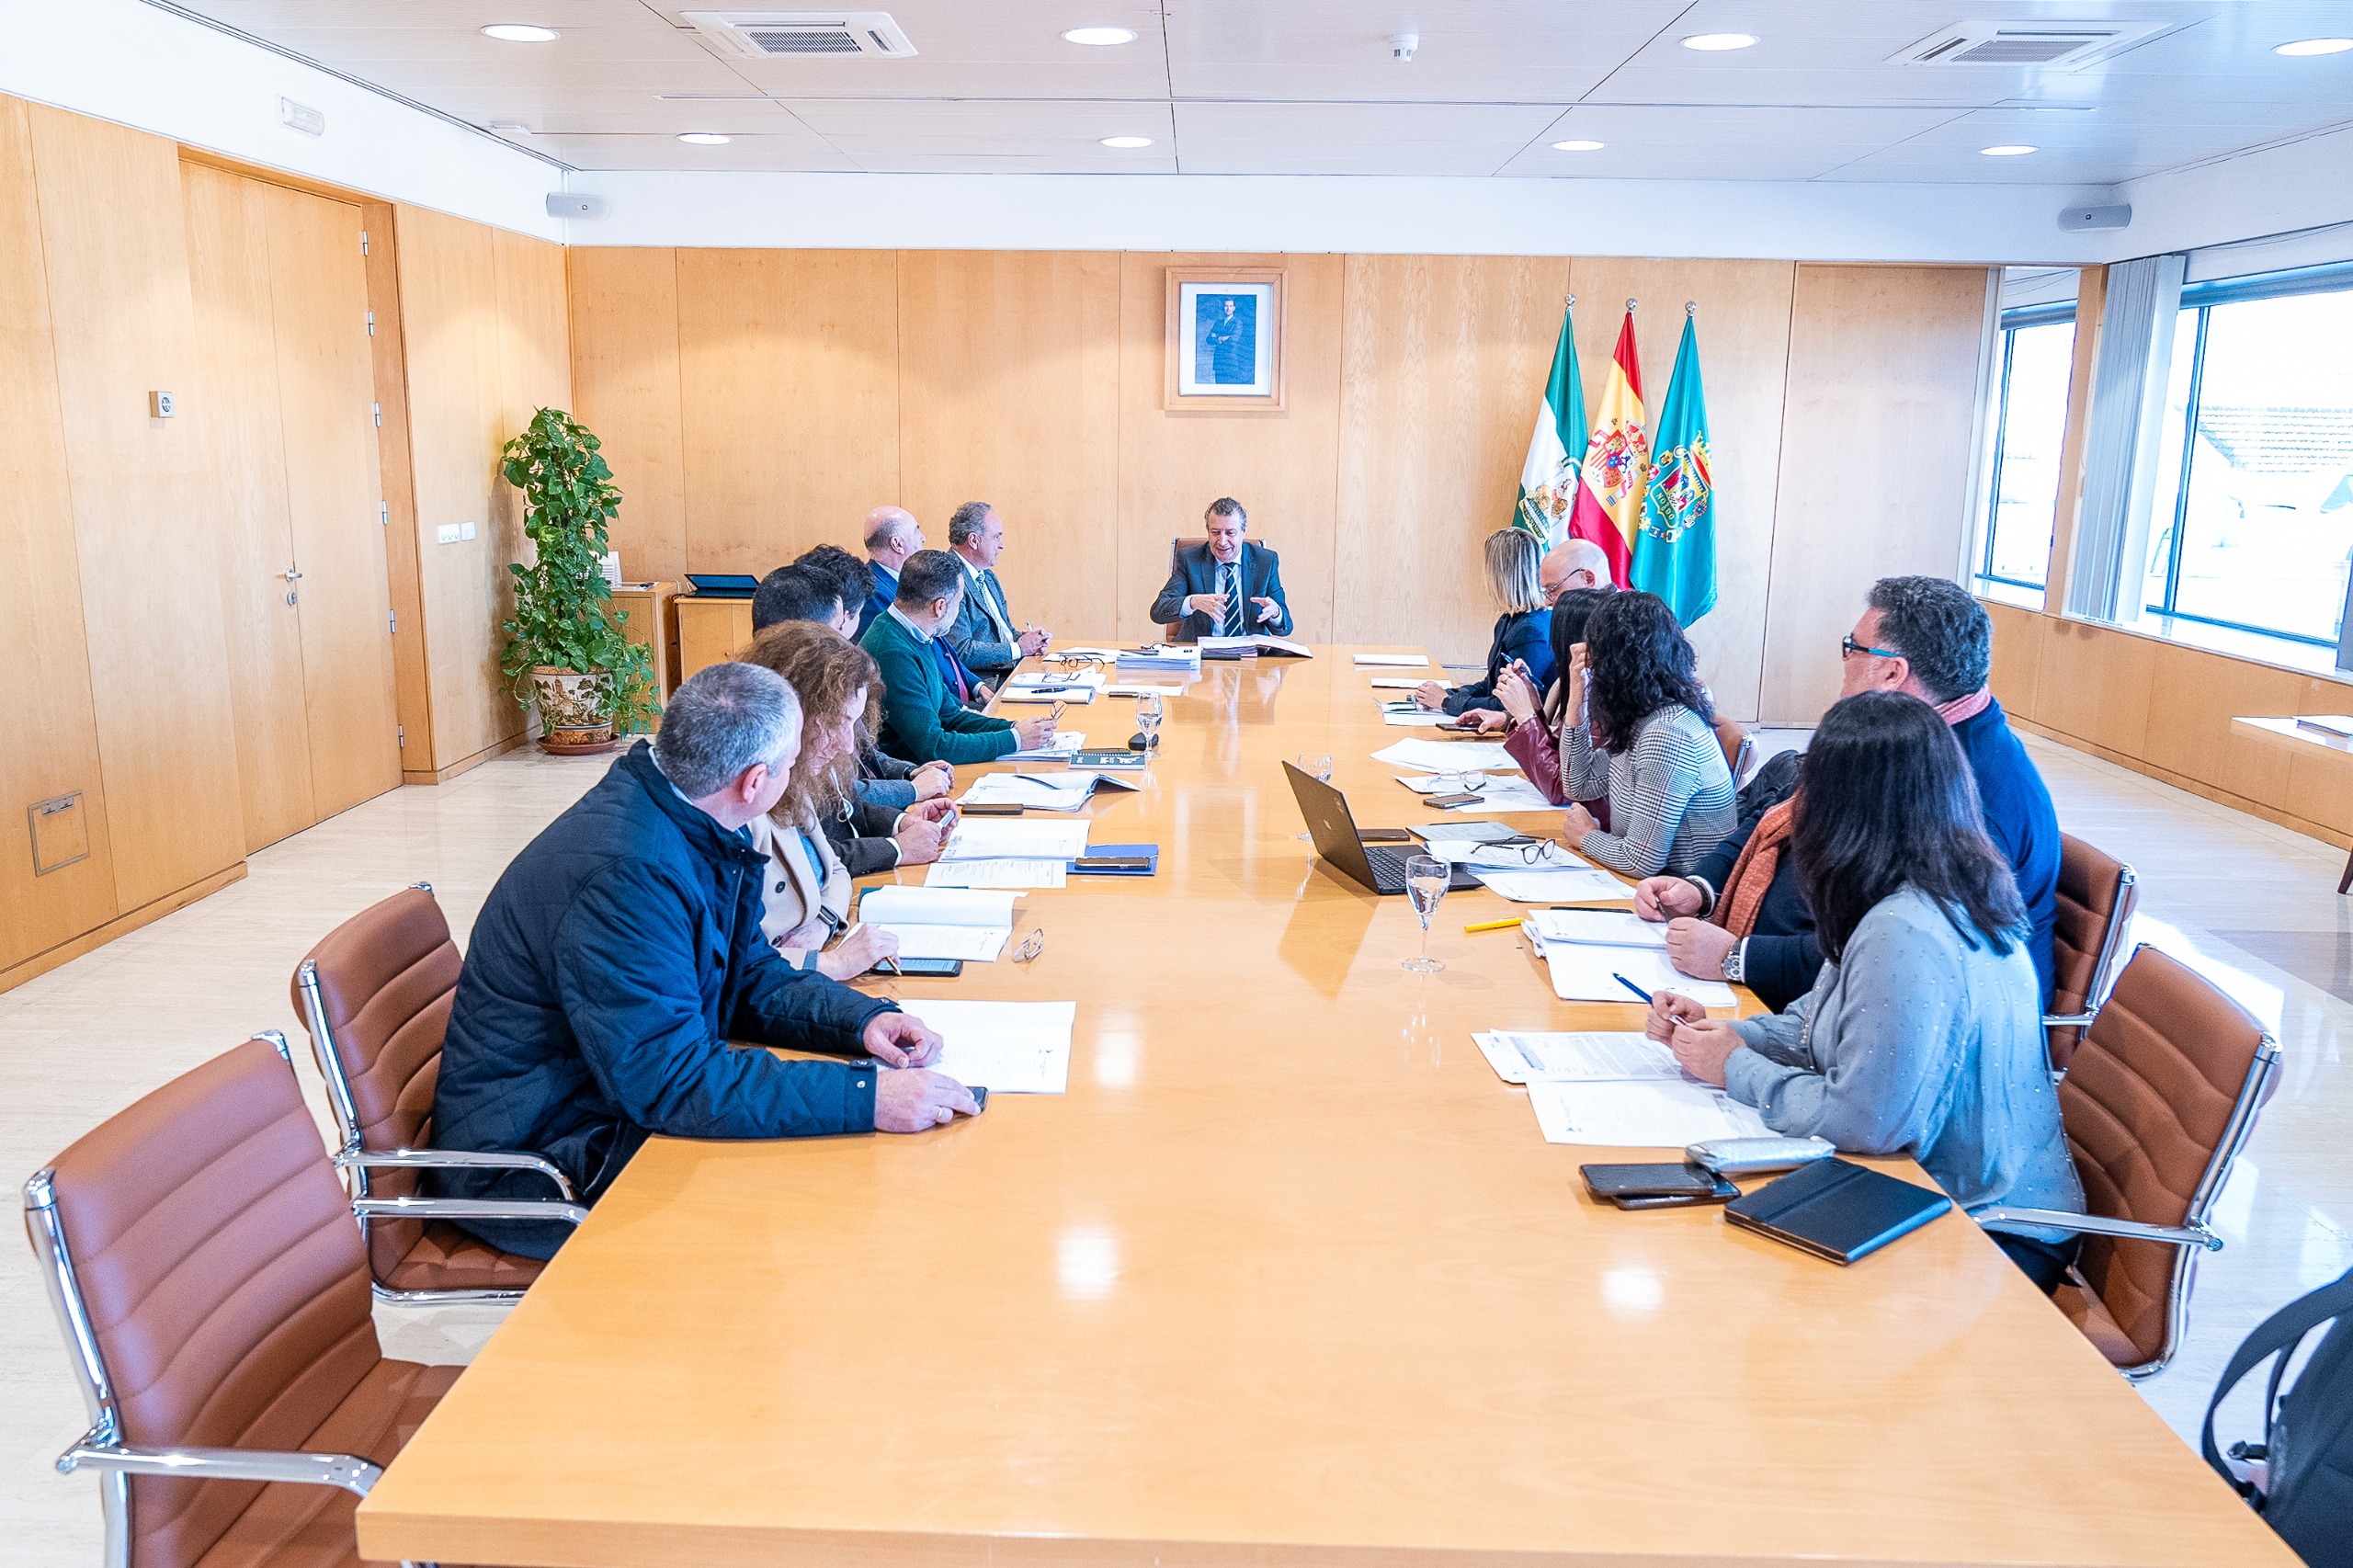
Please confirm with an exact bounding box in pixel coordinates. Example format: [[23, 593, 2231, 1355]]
[[529, 665, 618, 755]]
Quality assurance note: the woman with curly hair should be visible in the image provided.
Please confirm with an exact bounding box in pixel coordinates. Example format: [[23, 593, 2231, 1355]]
[[736, 621, 909, 980], [1557, 590, 1734, 877]]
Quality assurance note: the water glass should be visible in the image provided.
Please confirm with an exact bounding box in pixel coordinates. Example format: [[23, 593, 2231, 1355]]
[[1136, 692, 1164, 749], [1403, 853, 1448, 972]]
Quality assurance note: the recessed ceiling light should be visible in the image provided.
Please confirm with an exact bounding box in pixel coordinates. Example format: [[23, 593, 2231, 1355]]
[[1062, 26, 1138, 46], [2274, 37, 2353, 56], [1979, 143, 2038, 156], [1551, 139, 1605, 152], [1099, 135, 1154, 148], [678, 132, 733, 145], [481, 23, 559, 42], [1680, 32, 1756, 51]]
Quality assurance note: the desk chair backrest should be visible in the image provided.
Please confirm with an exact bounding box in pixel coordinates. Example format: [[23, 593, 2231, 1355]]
[[1711, 716, 1755, 788], [26, 1037, 376, 1568], [1170, 536, 1275, 578], [2046, 833, 2139, 1071], [2059, 945, 2277, 1374], [292, 885, 460, 1280]]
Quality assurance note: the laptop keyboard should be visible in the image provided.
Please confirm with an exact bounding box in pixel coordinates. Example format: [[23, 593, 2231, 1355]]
[[1363, 844, 1475, 893]]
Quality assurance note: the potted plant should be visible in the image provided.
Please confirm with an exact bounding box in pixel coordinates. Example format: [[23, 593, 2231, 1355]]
[[498, 407, 661, 752]]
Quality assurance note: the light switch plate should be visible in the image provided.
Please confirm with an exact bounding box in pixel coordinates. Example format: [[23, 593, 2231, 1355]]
[[460, 521, 477, 540]]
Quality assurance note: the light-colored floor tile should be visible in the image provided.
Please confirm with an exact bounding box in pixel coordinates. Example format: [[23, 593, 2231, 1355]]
[[4, 730, 2348, 1562]]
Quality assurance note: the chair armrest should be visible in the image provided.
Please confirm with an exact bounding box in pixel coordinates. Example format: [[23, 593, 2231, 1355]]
[[2042, 1011, 2097, 1028], [352, 1195, 588, 1228], [335, 1147, 576, 1201], [59, 1430, 380, 1495], [1978, 1207, 2222, 1252]]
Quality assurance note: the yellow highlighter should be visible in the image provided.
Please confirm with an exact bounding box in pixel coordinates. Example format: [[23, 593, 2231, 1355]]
[[1463, 917, 1524, 934]]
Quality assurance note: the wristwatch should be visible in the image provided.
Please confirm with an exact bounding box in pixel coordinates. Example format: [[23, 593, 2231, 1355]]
[[1721, 940, 1745, 984]]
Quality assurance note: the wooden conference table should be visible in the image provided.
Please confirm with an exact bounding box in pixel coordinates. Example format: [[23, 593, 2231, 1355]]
[[361, 646, 2288, 1567]]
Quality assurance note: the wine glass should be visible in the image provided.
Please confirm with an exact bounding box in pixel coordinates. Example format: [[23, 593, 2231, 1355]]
[[1403, 853, 1448, 972], [1295, 753, 1333, 838], [1135, 692, 1164, 751]]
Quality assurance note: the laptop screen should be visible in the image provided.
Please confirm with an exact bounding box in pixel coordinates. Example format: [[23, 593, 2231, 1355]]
[[1282, 763, 1378, 890]]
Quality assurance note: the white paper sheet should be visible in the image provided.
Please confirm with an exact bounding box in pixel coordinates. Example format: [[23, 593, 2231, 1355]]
[[1368, 676, 1434, 689], [1398, 776, 1559, 812], [1472, 1030, 1683, 1085], [1472, 867, 1636, 903], [895, 999, 1076, 1094], [1534, 941, 1736, 1006], [942, 818, 1093, 860], [961, 774, 1090, 812], [1410, 820, 1521, 843], [998, 686, 1095, 705], [1003, 732, 1086, 761], [1373, 739, 1518, 771], [1102, 684, 1183, 698], [925, 858, 1069, 890], [1051, 646, 1124, 662], [880, 925, 1011, 961], [1525, 909, 1669, 949], [1527, 1078, 1771, 1146], [858, 887, 1017, 926], [1430, 839, 1588, 870], [1352, 653, 1430, 667], [1199, 635, 1312, 657], [1381, 710, 1455, 727]]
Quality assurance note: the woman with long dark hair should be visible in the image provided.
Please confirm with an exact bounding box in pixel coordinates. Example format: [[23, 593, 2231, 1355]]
[[1555, 591, 1734, 875], [1647, 690, 2084, 1291], [1480, 587, 1610, 806]]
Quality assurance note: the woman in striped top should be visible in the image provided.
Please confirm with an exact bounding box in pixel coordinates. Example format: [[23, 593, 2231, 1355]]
[[1559, 591, 1735, 877]]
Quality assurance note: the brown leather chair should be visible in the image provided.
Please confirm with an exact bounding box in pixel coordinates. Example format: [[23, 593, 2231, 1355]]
[[22, 1033, 560, 1566], [2042, 832, 2140, 1073], [292, 884, 579, 1305], [1711, 715, 1755, 789], [1980, 945, 2279, 1380]]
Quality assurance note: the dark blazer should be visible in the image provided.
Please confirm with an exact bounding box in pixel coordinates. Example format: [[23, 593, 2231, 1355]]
[[944, 561, 1022, 675], [824, 791, 906, 879], [1687, 750, 1815, 1013], [1443, 609, 1556, 716], [1150, 541, 1292, 642], [860, 606, 1018, 765], [431, 743, 896, 1257], [864, 559, 985, 700]]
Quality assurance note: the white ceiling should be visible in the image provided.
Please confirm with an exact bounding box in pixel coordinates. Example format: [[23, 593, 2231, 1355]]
[[165, 0, 2353, 183]]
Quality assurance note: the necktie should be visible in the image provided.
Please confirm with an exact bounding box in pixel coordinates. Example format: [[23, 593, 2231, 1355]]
[[1220, 561, 1240, 636], [979, 570, 1017, 642], [934, 638, 968, 703]]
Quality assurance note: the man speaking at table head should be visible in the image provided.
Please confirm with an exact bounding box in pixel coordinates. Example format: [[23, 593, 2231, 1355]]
[[429, 662, 978, 1259], [1152, 497, 1292, 642]]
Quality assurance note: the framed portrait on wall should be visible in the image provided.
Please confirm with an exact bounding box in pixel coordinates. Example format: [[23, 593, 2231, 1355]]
[[1164, 267, 1285, 412]]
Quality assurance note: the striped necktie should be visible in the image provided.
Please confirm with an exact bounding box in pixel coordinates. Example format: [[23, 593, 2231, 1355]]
[[1219, 560, 1240, 636]]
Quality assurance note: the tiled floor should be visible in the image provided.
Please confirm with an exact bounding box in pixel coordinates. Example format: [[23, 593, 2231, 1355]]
[[3, 731, 2346, 1562]]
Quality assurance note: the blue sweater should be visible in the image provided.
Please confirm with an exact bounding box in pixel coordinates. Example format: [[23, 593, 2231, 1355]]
[[1951, 699, 2060, 1005], [1442, 609, 1555, 716]]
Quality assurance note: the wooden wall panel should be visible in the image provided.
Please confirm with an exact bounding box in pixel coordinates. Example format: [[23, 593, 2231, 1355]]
[[0, 97, 118, 971], [1759, 264, 1992, 722], [676, 249, 900, 573], [28, 104, 244, 909], [1115, 253, 1345, 645], [569, 246, 686, 582], [1335, 255, 1570, 662], [1984, 600, 2043, 722], [897, 252, 1120, 640], [1563, 261, 1795, 720]]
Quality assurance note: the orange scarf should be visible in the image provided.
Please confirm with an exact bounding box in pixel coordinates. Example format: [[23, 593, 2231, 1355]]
[[1712, 798, 1795, 938]]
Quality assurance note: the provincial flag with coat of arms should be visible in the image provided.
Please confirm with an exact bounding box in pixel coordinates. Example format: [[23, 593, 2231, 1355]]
[[1630, 309, 1717, 626], [1511, 302, 1620, 580]]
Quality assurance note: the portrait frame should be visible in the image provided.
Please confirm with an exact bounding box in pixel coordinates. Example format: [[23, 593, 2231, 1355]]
[[1164, 266, 1286, 413]]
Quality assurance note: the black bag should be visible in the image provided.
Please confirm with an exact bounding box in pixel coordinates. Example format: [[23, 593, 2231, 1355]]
[[2203, 1265, 2353, 1566]]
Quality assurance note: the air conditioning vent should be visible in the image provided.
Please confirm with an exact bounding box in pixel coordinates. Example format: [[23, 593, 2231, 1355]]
[[1889, 20, 2169, 68], [684, 11, 916, 58]]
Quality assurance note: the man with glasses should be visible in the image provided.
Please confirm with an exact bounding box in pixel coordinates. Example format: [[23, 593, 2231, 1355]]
[[1636, 576, 2060, 1011]]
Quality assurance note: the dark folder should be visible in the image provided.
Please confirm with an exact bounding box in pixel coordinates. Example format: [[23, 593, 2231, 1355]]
[[1723, 1157, 1951, 1266]]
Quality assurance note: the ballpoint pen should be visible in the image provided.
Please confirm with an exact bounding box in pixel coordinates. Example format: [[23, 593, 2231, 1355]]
[[1612, 972, 1654, 1004]]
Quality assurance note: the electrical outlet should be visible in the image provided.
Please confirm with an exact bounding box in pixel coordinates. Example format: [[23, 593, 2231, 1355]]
[[150, 391, 175, 418], [437, 524, 460, 545]]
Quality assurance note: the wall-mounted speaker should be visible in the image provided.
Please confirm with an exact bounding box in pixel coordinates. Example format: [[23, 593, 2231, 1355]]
[[546, 192, 611, 220], [2058, 204, 2131, 232]]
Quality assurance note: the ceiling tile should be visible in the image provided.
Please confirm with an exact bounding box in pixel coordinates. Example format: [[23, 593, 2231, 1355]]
[[1172, 101, 1563, 176], [531, 131, 858, 171]]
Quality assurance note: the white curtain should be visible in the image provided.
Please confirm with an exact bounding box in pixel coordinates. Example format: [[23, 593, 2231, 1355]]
[[2066, 252, 2188, 621]]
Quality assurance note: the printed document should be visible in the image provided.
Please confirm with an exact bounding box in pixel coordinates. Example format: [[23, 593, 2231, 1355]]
[[896, 1000, 1075, 1095], [1003, 732, 1085, 761], [1532, 940, 1736, 1006], [1428, 840, 1589, 870], [1397, 775, 1558, 812], [1367, 676, 1431, 689], [1199, 635, 1312, 657], [1102, 684, 1183, 698], [1527, 1079, 1772, 1146], [1382, 710, 1454, 727], [926, 858, 1069, 890], [1473, 867, 1633, 903], [1352, 653, 1430, 667], [943, 818, 1092, 860], [1472, 1030, 1682, 1085], [1524, 910, 1668, 949], [858, 887, 1018, 961], [1373, 738, 1518, 771]]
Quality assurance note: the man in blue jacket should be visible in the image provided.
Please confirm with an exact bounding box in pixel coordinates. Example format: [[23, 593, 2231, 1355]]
[[1150, 497, 1292, 642], [430, 662, 978, 1258]]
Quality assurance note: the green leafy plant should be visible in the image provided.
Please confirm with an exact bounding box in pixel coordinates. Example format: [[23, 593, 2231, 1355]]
[[498, 407, 661, 734]]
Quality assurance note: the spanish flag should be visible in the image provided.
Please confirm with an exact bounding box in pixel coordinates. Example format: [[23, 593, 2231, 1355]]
[[1581, 309, 1648, 581]]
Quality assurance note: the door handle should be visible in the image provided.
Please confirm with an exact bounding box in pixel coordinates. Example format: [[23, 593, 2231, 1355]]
[[279, 565, 305, 582]]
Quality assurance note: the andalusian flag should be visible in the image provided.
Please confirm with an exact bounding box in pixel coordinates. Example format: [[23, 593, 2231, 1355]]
[[1632, 312, 1717, 625], [1513, 304, 1613, 563], [1581, 308, 1647, 583]]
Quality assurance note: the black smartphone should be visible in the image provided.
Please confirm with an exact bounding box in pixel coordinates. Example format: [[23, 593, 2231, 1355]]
[[1074, 856, 1151, 870], [1358, 827, 1415, 844], [969, 1086, 988, 1112], [877, 957, 963, 977], [1580, 1163, 1739, 1209], [1426, 791, 1485, 809], [961, 803, 1024, 816], [1437, 721, 1484, 733]]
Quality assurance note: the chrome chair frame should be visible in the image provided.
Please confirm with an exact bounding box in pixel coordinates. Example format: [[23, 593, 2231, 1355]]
[[1982, 1018, 2281, 1381], [2043, 859, 2140, 1036], [293, 881, 583, 1305], [20, 1035, 455, 1568]]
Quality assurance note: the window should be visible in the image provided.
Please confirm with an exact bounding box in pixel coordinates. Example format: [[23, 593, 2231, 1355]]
[[2142, 266, 2353, 649], [1976, 307, 2077, 592]]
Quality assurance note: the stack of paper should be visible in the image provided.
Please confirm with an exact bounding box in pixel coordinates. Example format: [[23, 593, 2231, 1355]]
[[1525, 935, 1736, 1007], [895, 999, 1076, 1094], [1003, 732, 1086, 762], [942, 817, 1092, 861], [961, 771, 1141, 812], [1381, 710, 1456, 728], [1526, 1079, 1770, 1146], [1411, 820, 1520, 844], [857, 887, 1020, 961], [1368, 676, 1433, 690], [1352, 653, 1429, 668], [926, 858, 1068, 890], [1472, 1030, 1679, 1085], [1473, 867, 1636, 903], [1051, 646, 1124, 662], [1525, 909, 1668, 949], [1117, 645, 1201, 673], [1199, 634, 1312, 658], [1396, 775, 1559, 812], [999, 669, 1102, 704], [1372, 738, 1518, 772], [1428, 839, 1590, 871], [1102, 683, 1184, 698]]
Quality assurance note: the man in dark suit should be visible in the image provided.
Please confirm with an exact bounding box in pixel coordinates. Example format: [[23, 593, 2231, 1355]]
[[943, 500, 1051, 678], [1150, 497, 1292, 642], [861, 505, 988, 705]]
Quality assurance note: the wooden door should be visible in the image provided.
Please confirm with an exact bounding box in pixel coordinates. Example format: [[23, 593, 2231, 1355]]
[[258, 180, 400, 818], [183, 164, 314, 850]]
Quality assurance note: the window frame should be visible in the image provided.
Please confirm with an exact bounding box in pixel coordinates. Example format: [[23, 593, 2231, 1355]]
[[2141, 261, 2353, 651], [1974, 301, 2076, 594]]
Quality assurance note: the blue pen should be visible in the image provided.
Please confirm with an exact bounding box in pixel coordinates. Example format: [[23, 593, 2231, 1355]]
[[1612, 972, 1654, 1005]]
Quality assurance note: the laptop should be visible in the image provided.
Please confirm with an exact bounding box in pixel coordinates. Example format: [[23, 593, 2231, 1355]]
[[685, 572, 760, 598], [1283, 763, 1480, 896]]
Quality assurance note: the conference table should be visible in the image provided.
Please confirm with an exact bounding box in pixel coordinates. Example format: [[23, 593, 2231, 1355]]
[[359, 645, 2289, 1567]]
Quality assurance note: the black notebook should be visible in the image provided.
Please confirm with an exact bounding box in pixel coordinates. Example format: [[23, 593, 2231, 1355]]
[[1723, 1157, 1951, 1266]]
